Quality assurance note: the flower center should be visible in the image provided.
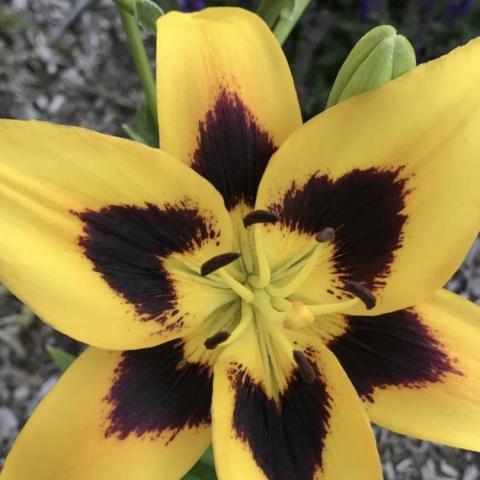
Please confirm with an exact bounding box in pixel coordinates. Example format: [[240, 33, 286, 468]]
[[199, 209, 376, 361]]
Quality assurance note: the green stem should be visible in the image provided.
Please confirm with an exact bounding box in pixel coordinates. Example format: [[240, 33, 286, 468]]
[[256, 0, 285, 28], [114, 0, 135, 14], [273, 0, 311, 45], [116, 4, 158, 125]]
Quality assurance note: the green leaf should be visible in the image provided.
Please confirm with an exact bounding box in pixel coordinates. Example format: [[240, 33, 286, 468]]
[[257, 0, 285, 28], [134, 0, 164, 33], [182, 446, 217, 480], [199, 446, 215, 467], [46, 345, 76, 372], [155, 0, 178, 12], [122, 99, 159, 147]]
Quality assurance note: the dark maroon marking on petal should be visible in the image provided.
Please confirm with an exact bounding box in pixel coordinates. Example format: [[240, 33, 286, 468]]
[[104, 339, 212, 441], [328, 309, 462, 402], [270, 167, 410, 291], [192, 89, 277, 210], [229, 364, 331, 480], [76, 202, 219, 324]]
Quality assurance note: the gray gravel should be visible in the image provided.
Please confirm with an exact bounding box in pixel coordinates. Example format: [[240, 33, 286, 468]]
[[1, 1, 480, 478]]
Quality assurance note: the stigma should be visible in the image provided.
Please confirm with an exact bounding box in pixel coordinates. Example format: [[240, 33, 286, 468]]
[[283, 301, 314, 329]]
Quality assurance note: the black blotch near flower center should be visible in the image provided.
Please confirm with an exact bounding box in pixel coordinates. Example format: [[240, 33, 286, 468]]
[[76, 202, 218, 326], [104, 339, 212, 441], [230, 364, 331, 480], [328, 309, 461, 402], [271, 167, 409, 291], [192, 88, 277, 210]]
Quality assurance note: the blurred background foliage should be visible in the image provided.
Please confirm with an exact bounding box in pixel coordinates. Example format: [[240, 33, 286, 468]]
[[212, 0, 480, 117], [287, 0, 480, 117], [1, 0, 479, 118]]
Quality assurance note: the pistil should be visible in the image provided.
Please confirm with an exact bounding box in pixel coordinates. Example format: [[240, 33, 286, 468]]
[[275, 297, 364, 329], [283, 300, 314, 329]]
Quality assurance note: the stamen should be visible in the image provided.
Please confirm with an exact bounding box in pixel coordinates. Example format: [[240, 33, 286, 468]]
[[293, 350, 316, 383], [315, 227, 335, 243], [267, 242, 326, 298], [218, 301, 253, 348], [344, 281, 376, 309], [204, 331, 231, 349], [307, 297, 360, 315], [201, 252, 241, 276], [243, 210, 279, 228], [248, 223, 271, 289], [218, 269, 254, 303]]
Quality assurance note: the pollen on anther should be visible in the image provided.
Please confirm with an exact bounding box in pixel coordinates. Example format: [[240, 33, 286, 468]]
[[204, 331, 231, 349], [293, 350, 316, 383], [344, 281, 376, 310], [201, 252, 241, 276], [315, 227, 335, 243], [243, 210, 279, 228]]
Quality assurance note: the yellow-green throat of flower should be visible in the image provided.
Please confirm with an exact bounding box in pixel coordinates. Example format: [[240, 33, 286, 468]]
[[197, 209, 376, 381]]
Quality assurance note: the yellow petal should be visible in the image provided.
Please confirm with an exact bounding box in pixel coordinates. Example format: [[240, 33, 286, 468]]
[[256, 37, 480, 315], [212, 324, 381, 479], [329, 289, 480, 450], [156, 7, 301, 210], [0, 120, 234, 349], [1, 341, 213, 480]]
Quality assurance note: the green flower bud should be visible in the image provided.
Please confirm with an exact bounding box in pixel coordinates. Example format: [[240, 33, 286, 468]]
[[326, 25, 416, 108]]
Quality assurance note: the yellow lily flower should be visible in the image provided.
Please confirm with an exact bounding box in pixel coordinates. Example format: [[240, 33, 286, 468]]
[[1, 6, 480, 480]]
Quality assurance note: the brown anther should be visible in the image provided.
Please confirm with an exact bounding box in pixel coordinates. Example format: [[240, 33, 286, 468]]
[[315, 227, 335, 243], [243, 210, 279, 228], [344, 281, 376, 310], [201, 252, 241, 276], [293, 350, 316, 384], [204, 331, 231, 349]]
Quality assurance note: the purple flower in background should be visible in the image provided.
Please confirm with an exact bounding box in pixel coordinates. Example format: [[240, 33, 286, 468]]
[[238, 0, 255, 8], [178, 0, 255, 11], [178, 0, 206, 12], [444, 0, 474, 24], [358, 0, 374, 20], [357, 0, 385, 21]]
